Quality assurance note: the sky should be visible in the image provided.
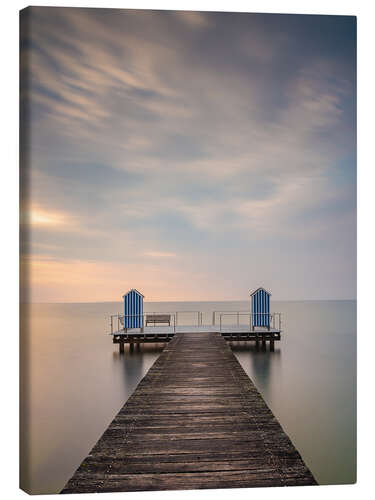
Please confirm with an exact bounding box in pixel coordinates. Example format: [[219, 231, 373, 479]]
[[20, 7, 356, 302]]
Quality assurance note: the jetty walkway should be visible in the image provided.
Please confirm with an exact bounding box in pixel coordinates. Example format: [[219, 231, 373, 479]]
[[62, 331, 316, 493]]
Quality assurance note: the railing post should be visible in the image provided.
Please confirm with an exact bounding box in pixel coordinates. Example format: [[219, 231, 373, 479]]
[[176, 311, 178, 327]]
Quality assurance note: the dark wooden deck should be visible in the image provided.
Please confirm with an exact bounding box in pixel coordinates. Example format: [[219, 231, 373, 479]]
[[61, 331, 316, 493]]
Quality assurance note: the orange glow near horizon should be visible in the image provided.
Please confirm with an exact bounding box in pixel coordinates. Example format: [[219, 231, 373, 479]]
[[22, 254, 227, 303]]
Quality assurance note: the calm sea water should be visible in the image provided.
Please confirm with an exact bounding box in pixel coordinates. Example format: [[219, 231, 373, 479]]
[[20, 300, 356, 494]]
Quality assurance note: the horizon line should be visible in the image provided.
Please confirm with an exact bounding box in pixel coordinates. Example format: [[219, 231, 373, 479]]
[[22, 298, 357, 305]]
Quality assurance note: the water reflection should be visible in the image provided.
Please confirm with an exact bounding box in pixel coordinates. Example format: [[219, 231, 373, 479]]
[[21, 301, 356, 493], [231, 342, 281, 397], [116, 343, 165, 390]]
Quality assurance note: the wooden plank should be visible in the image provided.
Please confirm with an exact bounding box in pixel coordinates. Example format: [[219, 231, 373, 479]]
[[62, 331, 316, 493]]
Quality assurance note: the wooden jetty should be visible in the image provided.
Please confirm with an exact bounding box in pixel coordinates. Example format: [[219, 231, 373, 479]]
[[62, 331, 316, 493]]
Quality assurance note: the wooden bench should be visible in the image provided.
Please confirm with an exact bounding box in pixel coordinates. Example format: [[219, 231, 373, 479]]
[[146, 314, 171, 326]]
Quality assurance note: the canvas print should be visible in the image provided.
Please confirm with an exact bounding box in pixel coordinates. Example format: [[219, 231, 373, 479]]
[[19, 7, 356, 495]]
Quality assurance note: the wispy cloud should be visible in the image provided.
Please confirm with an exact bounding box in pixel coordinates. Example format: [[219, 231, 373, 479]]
[[144, 251, 177, 258]]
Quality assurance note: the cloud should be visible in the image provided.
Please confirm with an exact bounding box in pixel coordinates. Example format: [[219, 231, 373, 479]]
[[20, 205, 81, 230], [20, 8, 356, 301], [173, 11, 211, 29], [143, 251, 177, 258]]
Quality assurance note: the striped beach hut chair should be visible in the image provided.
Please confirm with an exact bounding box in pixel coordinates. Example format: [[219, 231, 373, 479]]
[[122, 289, 144, 330], [250, 287, 271, 329]]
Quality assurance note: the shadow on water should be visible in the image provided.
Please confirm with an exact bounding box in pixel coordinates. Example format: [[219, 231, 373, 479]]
[[230, 341, 281, 394], [113, 343, 165, 392]]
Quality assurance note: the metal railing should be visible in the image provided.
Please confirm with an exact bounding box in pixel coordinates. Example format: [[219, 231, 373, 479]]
[[111, 313, 178, 334], [218, 312, 281, 332], [175, 311, 202, 326], [212, 310, 249, 326], [110, 311, 282, 334], [111, 311, 205, 333]]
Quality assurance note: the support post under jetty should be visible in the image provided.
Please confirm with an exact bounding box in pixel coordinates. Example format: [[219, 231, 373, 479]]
[[61, 332, 316, 493]]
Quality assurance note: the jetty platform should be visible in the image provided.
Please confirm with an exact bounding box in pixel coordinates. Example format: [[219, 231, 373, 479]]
[[110, 310, 283, 352], [112, 325, 281, 352], [62, 331, 316, 493]]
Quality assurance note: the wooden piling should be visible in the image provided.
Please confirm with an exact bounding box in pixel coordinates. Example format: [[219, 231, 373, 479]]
[[62, 332, 316, 493]]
